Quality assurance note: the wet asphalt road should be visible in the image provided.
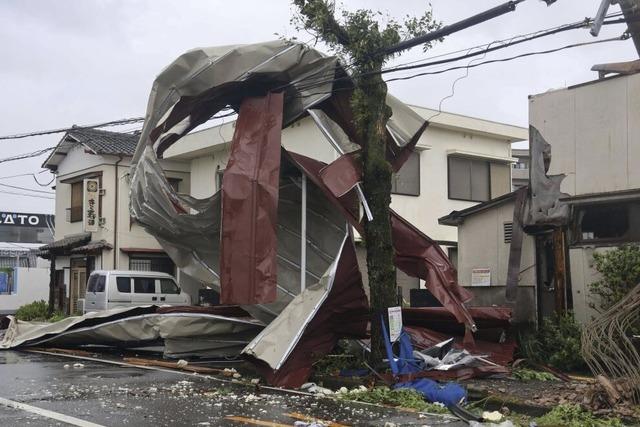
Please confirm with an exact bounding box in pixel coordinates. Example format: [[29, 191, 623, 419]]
[[0, 351, 465, 427]]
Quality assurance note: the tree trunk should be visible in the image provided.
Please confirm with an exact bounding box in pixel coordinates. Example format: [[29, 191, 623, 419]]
[[353, 70, 397, 364]]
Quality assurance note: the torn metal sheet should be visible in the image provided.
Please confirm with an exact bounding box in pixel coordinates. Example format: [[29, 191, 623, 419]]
[[243, 234, 369, 388], [525, 126, 570, 227], [0, 306, 263, 359], [286, 151, 477, 331], [220, 93, 284, 305]]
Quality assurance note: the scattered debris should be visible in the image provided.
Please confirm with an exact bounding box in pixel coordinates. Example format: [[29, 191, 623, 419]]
[[72, 363, 84, 369]]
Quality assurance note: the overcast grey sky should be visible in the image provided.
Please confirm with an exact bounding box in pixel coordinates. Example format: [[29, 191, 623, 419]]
[[0, 0, 636, 214]]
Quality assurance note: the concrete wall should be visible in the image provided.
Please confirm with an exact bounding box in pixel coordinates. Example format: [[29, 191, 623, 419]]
[[529, 73, 640, 196], [0, 267, 50, 314], [456, 200, 537, 323]]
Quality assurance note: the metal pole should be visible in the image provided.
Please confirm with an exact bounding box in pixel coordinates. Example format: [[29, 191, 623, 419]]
[[300, 173, 307, 293], [590, 0, 612, 36]]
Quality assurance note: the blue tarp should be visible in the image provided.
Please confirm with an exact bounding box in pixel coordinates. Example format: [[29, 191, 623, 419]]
[[381, 316, 467, 407]]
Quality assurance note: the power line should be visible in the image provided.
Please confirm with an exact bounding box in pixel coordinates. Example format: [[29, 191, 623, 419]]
[[383, 35, 627, 84], [0, 170, 49, 180], [0, 118, 145, 141], [0, 147, 55, 164], [0, 189, 55, 200], [0, 108, 237, 143], [0, 182, 54, 194], [281, 14, 628, 96], [288, 34, 626, 100]]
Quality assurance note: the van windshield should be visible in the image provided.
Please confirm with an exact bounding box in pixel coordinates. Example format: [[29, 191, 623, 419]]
[[87, 274, 106, 293]]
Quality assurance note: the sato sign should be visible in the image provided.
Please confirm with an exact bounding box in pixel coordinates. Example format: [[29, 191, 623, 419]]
[[0, 212, 53, 228], [83, 178, 100, 232], [471, 267, 491, 287]]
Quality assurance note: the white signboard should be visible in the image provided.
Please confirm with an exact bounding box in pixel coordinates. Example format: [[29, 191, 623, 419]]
[[471, 267, 491, 287], [83, 178, 99, 232], [388, 306, 403, 342]]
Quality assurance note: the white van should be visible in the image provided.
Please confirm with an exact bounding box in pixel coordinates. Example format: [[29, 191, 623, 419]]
[[84, 270, 191, 313]]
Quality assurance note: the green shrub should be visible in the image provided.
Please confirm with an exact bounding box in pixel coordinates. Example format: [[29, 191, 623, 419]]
[[512, 367, 557, 382], [590, 244, 640, 312], [14, 300, 66, 323], [535, 404, 623, 427], [14, 300, 49, 321], [338, 386, 449, 414], [519, 312, 586, 372]]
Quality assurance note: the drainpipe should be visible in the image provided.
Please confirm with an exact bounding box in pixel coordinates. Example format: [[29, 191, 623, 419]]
[[113, 155, 123, 269]]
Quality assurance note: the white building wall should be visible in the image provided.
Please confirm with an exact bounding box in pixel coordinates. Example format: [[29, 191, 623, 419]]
[[529, 73, 640, 196], [0, 267, 50, 314], [456, 201, 537, 323]]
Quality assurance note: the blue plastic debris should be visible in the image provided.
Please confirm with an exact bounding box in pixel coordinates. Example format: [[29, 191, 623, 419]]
[[381, 316, 467, 407], [395, 378, 467, 407]]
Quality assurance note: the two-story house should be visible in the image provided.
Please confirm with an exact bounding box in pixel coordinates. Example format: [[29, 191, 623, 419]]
[[163, 105, 527, 300], [39, 128, 190, 314]]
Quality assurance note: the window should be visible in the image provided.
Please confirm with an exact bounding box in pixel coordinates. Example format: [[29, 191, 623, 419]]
[[129, 254, 175, 275], [512, 161, 528, 169], [167, 178, 181, 193], [391, 151, 420, 196], [87, 274, 105, 292], [574, 201, 640, 244], [448, 156, 490, 202], [70, 182, 83, 222], [160, 279, 180, 294], [134, 277, 156, 293], [116, 277, 131, 293]]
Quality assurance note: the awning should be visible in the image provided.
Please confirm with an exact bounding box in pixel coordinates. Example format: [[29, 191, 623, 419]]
[[70, 240, 113, 254], [36, 232, 91, 258]]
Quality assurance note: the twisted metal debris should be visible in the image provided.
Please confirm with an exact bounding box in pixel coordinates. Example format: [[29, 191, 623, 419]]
[[582, 283, 640, 403]]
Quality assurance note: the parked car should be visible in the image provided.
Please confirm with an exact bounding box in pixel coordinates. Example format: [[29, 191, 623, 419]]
[[84, 270, 191, 313]]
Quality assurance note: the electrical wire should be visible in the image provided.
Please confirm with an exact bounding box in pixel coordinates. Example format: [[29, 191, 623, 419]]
[[0, 170, 49, 180], [0, 118, 145, 141], [286, 33, 626, 100], [32, 173, 55, 187], [0, 189, 55, 200], [0, 108, 236, 142], [0, 182, 54, 194], [289, 15, 629, 94]]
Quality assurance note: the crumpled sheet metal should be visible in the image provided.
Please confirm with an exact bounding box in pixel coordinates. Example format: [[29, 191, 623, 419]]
[[286, 151, 476, 331], [0, 306, 263, 359], [129, 40, 428, 313], [525, 126, 570, 227], [220, 93, 284, 305], [243, 234, 369, 388]]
